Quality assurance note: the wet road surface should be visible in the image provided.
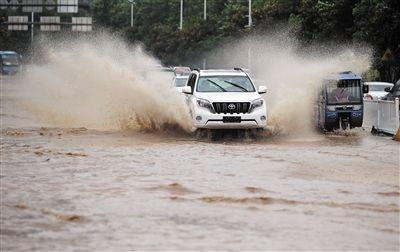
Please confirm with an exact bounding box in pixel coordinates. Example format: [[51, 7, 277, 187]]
[[1, 77, 399, 251]]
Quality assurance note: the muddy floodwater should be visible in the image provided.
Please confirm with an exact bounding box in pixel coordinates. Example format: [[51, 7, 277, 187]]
[[1, 77, 400, 251]]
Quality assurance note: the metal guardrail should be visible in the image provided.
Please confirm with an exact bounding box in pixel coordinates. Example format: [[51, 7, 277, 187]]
[[363, 98, 400, 135]]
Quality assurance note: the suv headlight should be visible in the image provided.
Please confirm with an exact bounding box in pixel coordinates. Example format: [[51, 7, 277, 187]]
[[353, 105, 362, 110], [196, 98, 215, 113], [250, 98, 264, 112]]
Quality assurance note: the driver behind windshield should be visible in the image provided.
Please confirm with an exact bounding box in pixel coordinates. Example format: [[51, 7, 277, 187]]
[[328, 80, 361, 104], [330, 87, 349, 103]]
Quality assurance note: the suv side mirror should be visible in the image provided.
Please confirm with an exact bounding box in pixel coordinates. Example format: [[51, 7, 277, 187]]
[[362, 84, 369, 94], [384, 86, 392, 92], [258, 86, 267, 94], [181, 86, 192, 94]]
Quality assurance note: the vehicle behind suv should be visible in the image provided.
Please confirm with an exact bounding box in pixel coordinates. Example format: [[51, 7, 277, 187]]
[[181, 68, 267, 129], [383, 79, 400, 101], [171, 75, 189, 92], [0, 51, 22, 75], [364, 82, 394, 100]]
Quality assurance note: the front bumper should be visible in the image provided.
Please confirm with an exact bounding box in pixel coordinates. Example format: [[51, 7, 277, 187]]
[[192, 106, 267, 129], [1, 66, 19, 75], [325, 110, 363, 128]]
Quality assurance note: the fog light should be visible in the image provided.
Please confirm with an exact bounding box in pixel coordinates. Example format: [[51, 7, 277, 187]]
[[195, 116, 202, 121], [260, 115, 266, 121]]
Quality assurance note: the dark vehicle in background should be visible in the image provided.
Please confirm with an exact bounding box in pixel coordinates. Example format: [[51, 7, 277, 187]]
[[382, 79, 400, 101], [0, 51, 22, 75], [316, 71, 369, 131]]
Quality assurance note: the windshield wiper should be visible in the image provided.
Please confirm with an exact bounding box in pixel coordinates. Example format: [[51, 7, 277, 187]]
[[207, 79, 227, 92], [223, 81, 248, 92]]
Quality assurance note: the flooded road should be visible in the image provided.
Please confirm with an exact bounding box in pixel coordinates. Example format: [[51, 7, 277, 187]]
[[1, 77, 400, 251]]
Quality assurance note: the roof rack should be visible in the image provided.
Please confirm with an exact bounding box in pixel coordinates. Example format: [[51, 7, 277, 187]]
[[234, 67, 251, 79]]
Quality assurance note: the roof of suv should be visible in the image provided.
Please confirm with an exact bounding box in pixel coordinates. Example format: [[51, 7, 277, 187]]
[[195, 69, 248, 77]]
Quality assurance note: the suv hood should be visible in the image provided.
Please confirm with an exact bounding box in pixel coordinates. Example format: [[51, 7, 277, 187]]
[[195, 92, 261, 102]]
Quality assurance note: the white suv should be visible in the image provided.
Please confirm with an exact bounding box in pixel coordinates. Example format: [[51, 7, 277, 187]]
[[181, 68, 267, 129]]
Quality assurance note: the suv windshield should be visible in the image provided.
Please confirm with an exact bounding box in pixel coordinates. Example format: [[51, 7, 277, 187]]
[[1, 54, 19, 66], [327, 79, 362, 104], [197, 75, 255, 92]]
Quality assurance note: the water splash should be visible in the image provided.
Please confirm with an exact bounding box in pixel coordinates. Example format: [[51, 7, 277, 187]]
[[18, 33, 193, 132], [205, 31, 372, 136]]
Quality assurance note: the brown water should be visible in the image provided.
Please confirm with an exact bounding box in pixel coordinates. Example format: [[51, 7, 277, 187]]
[[1, 77, 399, 251]]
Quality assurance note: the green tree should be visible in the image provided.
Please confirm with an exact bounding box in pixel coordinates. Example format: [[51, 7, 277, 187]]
[[290, 0, 358, 43], [92, 0, 130, 28], [353, 0, 400, 82]]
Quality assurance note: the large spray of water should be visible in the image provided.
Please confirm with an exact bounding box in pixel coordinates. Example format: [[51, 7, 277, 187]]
[[205, 32, 372, 135], [16, 31, 371, 136], [18, 33, 193, 131]]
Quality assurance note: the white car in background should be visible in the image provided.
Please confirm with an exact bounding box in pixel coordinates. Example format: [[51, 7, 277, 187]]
[[171, 75, 189, 92], [364, 82, 394, 100], [181, 68, 267, 129]]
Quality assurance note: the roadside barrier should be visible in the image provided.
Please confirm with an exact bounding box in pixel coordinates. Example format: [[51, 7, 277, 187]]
[[363, 98, 400, 135]]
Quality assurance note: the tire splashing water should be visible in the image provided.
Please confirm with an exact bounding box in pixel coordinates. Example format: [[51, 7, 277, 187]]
[[204, 31, 372, 138]]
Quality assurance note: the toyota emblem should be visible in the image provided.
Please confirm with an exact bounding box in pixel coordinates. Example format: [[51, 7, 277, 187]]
[[228, 104, 236, 110]]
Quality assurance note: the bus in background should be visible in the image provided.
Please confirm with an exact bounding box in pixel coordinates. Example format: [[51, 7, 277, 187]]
[[0, 51, 22, 75], [316, 71, 369, 131]]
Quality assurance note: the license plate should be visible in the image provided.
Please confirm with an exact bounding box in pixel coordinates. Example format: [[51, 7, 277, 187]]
[[223, 116, 241, 123]]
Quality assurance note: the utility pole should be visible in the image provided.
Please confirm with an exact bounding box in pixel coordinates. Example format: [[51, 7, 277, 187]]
[[203, 0, 207, 20], [30, 12, 34, 44], [247, 0, 252, 71], [130, 2, 133, 27], [179, 0, 183, 30], [248, 0, 252, 28], [127, 0, 134, 27]]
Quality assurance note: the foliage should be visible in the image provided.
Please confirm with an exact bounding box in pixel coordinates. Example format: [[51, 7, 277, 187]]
[[352, 0, 400, 82], [1, 0, 399, 81]]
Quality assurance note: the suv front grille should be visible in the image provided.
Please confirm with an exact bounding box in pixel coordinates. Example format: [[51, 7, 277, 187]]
[[212, 102, 251, 114]]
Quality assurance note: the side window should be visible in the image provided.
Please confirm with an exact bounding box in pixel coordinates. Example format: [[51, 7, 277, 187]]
[[188, 73, 197, 93]]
